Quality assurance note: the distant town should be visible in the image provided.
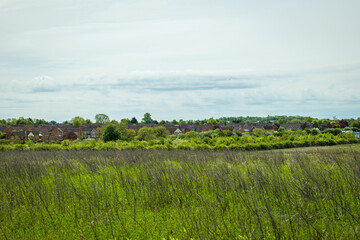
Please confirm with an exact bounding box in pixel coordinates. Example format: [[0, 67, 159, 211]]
[[1, 114, 359, 143]]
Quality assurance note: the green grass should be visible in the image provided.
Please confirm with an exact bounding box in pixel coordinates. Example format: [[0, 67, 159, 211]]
[[1, 145, 360, 239]]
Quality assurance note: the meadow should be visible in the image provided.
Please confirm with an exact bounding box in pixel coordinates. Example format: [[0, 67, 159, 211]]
[[1, 145, 360, 239]]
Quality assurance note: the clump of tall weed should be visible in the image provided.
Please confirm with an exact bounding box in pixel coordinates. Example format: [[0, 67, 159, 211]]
[[0, 146, 360, 239]]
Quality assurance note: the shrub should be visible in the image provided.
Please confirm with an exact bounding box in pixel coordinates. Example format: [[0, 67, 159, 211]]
[[103, 124, 121, 142]]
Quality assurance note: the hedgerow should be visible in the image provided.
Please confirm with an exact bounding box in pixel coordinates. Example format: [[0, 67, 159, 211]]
[[0, 129, 359, 151]]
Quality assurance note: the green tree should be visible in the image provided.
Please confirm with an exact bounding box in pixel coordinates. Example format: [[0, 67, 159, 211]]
[[71, 116, 85, 127], [121, 118, 130, 124], [171, 120, 178, 124], [154, 126, 168, 138], [310, 128, 320, 135], [159, 120, 166, 124], [72, 119, 82, 127], [7, 118, 16, 125], [95, 114, 110, 124], [278, 127, 285, 132], [185, 131, 198, 138], [350, 121, 359, 128], [252, 128, 266, 136], [304, 117, 314, 123], [278, 118, 288, 125], [85, 119, 92, 124], [207, 118, 217, 125], [137, 126, 156, 141], [130, 117, 138, 124], [124, 128, 136, 140], [291, 118, 301, 123], [219, 120, 227, 125], [142, 113, 153, 124], [103, 124, 121, 142]]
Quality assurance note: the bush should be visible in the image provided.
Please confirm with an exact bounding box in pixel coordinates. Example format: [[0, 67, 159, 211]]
[[103, 124, 121, 142], [137, 127, 156, 141], [310, 128, 320, 135]]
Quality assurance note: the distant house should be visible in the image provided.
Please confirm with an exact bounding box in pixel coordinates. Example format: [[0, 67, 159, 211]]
[[63, 131, 77, 141], [39, 130, 50, 143], [180, 125, 192, 134], [167, 127, 179, 135], [50, 127, 63, 137], [231, 125, 241, 133], [301, 122, 317, 129], [281, 123, 302, 130], [2, 126, 13, 133], [0, 125, 7, 133], [220, 126, 233, 131], [26, 130, 40, 142], [6, 130, 26, 143], [85, 123, 102, 138], [241, 123, 256, 133], [261, 124, 277, 131], [319, 122, 332, 131]]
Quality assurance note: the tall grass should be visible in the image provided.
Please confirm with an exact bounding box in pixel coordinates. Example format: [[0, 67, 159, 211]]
[[1, 146, 360, 239]]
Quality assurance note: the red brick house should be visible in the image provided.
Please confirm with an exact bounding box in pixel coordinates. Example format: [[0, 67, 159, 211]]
[[6, 131, 26, 143], [63, 131, 77, 141]]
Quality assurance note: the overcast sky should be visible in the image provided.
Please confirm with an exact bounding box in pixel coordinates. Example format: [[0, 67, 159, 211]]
[[1, 0, 359, 122]]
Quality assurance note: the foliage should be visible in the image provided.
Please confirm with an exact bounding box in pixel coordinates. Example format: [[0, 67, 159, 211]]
[[153, 126, 168, 138], [118, 123, 136, 141], [71, 116, 85, 127], [102, 124, 121, 142], [323, 128, 342, 135], [1, 127, 359, 151], [218, 115, 311, 124], [130, 117, 138, 124], [1, 117, 49, 126], [278, 118, 288, 124], [310, 128, 320, 135], [207, 118, 217, 124], [95, 113, 110, 124], [120, 118, 130, 124], [142, 112, 153, 124], [290, 118, 301, 123], [350, 121, 360, 128], [136, 126, 156, 141]]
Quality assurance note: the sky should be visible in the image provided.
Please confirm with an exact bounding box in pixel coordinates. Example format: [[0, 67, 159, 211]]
[[1, 0, 359, 122]]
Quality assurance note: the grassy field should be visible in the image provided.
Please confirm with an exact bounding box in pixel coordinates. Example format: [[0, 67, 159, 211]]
[[1, 145, 360, 239]]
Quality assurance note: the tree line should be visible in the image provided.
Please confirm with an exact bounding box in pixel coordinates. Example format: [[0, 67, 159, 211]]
[[1, 113, 359, 128]]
